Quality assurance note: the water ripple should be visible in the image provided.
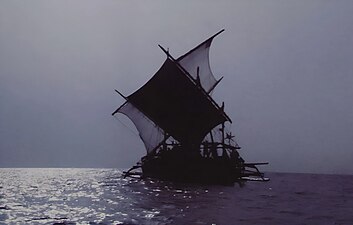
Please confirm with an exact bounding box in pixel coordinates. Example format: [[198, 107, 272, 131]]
[[1, 169, 353, 224]]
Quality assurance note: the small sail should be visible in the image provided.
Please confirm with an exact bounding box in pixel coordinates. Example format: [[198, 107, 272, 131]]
[[177, 29, 224, 93], [114, 102, 164, 153]]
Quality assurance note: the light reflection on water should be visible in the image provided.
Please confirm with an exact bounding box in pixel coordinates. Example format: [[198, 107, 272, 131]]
[[1, 169, 353, 224], [0, 168, 220, 224]]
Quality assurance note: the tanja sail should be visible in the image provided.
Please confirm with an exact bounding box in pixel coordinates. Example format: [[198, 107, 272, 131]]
[[113, 30, 229, 151]]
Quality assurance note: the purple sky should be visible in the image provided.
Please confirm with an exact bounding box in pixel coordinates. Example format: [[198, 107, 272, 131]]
[[1, 1, 353, 174]]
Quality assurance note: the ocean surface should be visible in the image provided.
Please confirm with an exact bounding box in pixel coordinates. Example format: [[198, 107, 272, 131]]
[[0, 169, 353, 225]]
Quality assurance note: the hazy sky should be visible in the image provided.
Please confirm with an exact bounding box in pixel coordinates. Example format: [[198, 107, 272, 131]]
[[1, 1, 353, 174]]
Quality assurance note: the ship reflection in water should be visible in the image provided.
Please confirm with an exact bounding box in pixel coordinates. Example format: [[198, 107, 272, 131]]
[[1, 168, 353, 224]]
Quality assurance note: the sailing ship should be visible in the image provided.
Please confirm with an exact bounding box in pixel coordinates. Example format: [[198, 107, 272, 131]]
[[112, 30, 268, 185]]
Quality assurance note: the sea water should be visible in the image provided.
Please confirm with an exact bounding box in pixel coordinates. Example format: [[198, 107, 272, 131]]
[[0, 168, 353, 225]]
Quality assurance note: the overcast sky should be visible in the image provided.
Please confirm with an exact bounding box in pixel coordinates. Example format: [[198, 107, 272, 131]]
[[1, 0, 353, 174]]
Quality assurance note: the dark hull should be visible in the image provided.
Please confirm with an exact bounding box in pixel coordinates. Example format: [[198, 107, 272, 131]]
[[141, 154, 243, 185]]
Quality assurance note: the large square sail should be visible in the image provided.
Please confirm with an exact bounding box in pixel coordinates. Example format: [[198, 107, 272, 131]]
[[127, 58, 227, 146]]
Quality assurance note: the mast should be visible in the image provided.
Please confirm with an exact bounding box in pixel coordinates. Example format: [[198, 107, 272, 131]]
[[221, 101, 226, 156]]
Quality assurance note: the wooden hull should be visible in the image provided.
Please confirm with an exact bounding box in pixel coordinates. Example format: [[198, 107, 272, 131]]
[[141, 153, 243, 185]]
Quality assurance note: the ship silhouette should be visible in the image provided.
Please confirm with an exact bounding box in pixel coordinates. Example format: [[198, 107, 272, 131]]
[[113, 30, 268, 185]]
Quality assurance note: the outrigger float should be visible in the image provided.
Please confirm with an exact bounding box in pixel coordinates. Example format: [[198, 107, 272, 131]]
[[112, 30, 269, 185]]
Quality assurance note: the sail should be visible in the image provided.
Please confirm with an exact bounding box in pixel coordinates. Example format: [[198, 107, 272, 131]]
[[177, 29, 224, 93], [113, 102, 165, 153], [113, 30, 230, 150], [127, 58, 228, 146]]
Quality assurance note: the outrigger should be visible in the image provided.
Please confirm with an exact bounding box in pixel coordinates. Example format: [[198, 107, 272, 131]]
[[113, 30, 268, 185]]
